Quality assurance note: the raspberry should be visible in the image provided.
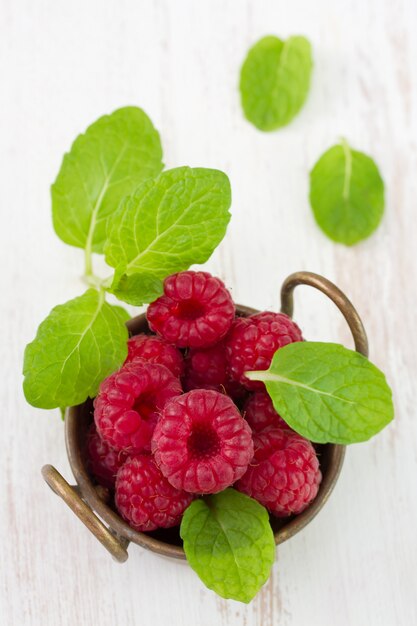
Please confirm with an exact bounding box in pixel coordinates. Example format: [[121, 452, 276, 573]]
[[183, 341, 246, 400], [183, 342, 228, 390], [115, 455, 194, 532], [125, 333, 184, 377], [94, 360, 182, 454], [152, 389, 254, 494], [226, 312, 303, 390], [236, 428, 322, 517], [243, 391, 290, 432], [85, 424, 128, 489], [147, 271, 235, 348]]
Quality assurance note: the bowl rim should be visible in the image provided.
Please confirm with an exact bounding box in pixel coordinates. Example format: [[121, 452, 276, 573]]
[[65, 306, 346, 560]]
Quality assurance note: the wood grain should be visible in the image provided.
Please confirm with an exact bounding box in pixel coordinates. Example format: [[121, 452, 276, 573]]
[[1, 0, 416, 624]]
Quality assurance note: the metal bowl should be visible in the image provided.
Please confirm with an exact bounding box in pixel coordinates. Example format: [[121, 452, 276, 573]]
[[42, 271, 368, 562]]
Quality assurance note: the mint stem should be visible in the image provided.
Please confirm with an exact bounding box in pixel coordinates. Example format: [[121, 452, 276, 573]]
[[84, 244, 93, 278], [82, 255, 113, 291], [83, 246, 105, 289]]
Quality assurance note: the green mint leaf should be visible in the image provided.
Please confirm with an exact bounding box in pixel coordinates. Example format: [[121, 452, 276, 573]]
[[309, 139, 385, 245], [23, 290, 129, 409], [109, 304, 131, 323], [52, 106, 163, 253], [240, 35, 312, 131], [246, 342, 394, 444], [180, 489, 275, 603], [108, 269, 163, 306], [104, 166, 231, 278]]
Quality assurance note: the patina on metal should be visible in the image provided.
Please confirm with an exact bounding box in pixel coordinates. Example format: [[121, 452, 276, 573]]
[[41, 271, 369, 563]]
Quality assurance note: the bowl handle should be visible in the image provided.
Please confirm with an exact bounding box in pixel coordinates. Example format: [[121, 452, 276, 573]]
[[41, 464, 129, 563], [280, 271, 369, 357]]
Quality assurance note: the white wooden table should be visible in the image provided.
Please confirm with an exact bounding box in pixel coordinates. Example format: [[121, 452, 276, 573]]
[[2, 1, 416, 624]]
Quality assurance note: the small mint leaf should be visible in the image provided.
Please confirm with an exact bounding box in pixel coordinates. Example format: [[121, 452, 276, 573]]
[[309, 139, 385, 245], [180, 489, 275, 603], [240, 35, 312, 131], [52, 106, 163, 253], [23, 290, 128, 409], [247, 342, 394, 444], [107, 269, 163, 306], [104, 166, 231, 278]]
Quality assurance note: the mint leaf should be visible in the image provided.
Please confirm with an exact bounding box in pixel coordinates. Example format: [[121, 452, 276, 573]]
[[309, 139, 385, 245], [104, 166, 231, 279], [52, 106, 163, 254], [180, 489, 275, 603], [247, 342, 394, 444], [109, 304, 131, 323], [108, 270, 163, 306], [23, 290, 129, 409], [240, 35, 312, 131]]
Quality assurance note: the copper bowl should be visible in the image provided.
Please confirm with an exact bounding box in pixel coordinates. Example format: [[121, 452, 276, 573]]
[[42, 271, 368, 563]]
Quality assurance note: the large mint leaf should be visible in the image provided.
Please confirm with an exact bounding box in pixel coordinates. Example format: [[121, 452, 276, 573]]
[[104, 166, 231, 280], [240, 35, 312, 131], [180, 489, 275, 603], [52, 106, 163, 253], [309, 139, 385, 245], [247, 342, 394, 444], [23, 290, 129, 409]]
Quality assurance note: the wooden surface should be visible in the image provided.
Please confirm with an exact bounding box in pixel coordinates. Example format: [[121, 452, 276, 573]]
[[1, 0, 416, 624]]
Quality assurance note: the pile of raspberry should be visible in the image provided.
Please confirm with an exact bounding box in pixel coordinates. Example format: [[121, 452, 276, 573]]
[[86, 270, 322, 533]]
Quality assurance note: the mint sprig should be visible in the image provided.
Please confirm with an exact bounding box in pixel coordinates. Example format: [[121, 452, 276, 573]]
[[309, 139, 385, 245], [180, 489, 275, 603], [23, 108, 232, 410], [240, 35, 313, 131], [247, 342, 394, 444]]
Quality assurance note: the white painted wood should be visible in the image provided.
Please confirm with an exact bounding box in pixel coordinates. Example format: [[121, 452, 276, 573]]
[[1, 0, 416, 623]]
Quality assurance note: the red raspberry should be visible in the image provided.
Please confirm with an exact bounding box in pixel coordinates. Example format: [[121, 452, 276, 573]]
[[152, 389, 254, 494], [147, 271, 235, 348], [94, 361, 182, 454], [125, 333, 184, 377], [236, 428, 322, 517], [183, 342, 228, 390], [243, 391, 290, 432], [226, 312, 303, 390], [183, 341, 246, 400], [115, 455, 194, 532], [85, 424, 128, 489]]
